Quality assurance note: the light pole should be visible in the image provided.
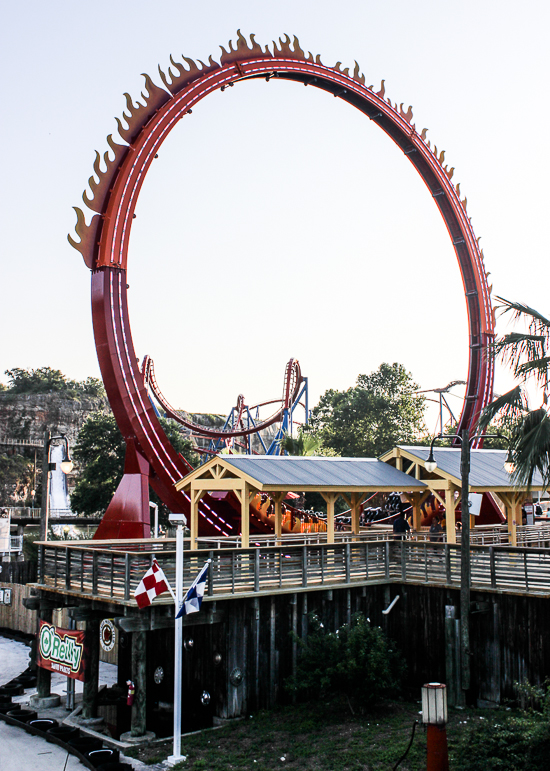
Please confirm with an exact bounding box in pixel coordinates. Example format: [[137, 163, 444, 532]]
[[425, 429, 504, 701], [150, 501, 159, 538], [40, 431, 73, 541], [167, 512, 186, 767]]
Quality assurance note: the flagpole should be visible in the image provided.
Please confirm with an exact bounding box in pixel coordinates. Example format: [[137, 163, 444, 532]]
[[167, 513, 186, 766]]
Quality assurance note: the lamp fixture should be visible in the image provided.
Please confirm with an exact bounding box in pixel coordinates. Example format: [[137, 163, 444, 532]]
[[60, 458, 73, 474], [504, 448, 516, 475], [425, 451, 438, 474]]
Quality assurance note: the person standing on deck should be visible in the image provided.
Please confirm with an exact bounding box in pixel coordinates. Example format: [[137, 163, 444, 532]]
[[393, 509, 410, 540], [429, 515, 444, 542]]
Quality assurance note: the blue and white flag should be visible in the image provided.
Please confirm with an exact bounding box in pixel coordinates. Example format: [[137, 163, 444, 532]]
[[175, 560, 211, 618]]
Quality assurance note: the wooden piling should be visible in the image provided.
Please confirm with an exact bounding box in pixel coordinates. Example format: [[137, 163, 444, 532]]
[[131, 630, 147, 736]]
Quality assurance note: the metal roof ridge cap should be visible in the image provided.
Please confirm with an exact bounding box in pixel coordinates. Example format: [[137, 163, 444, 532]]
[[224, 456, 381, 462]]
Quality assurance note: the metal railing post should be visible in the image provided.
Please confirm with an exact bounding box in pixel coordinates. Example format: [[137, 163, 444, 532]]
[[445, 545, 451, 584], [92, 550, 98, 595], [302, 545, 308, 587], [124, 553, 130, 600], [65, 548, 71, 590], [385, 540, 390, 580], [38, 544, 44, 584], [208, 550, 214, 596], [345, 542, 351, 584], [254, 549, 260, 592], [489, 547, 496, 589]]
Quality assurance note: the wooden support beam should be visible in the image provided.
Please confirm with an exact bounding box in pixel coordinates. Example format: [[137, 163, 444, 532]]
[[510, 494, 524, 547], [493, 491, 517, 546], [36, 606, 52, 699], [235, 482, 254, 549], [350, 493, 361, 535], [82, 617, 100, 719], [131, 631, 147, 737], [189, 487, 202, 550], [445, 487, 458, 544], [68, 607, 106, 622], [114, 608, 224, 632], [395, 448, 402, 471], [272, 492, 285, 543], [320, 492, 339, 543], [403, 490, 431, 533]]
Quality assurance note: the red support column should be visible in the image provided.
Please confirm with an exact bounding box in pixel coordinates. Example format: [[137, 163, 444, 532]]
[[93, 439, 151, 540]]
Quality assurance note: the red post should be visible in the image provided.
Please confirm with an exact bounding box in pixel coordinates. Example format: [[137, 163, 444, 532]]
[[426, 724, 449, 771]]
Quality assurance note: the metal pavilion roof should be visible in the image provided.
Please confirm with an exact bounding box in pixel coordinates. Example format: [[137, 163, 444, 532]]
[[209, 455, 428, 491], [395, 446, 545, 491]]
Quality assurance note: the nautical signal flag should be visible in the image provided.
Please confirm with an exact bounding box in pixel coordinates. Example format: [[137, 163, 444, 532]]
[[134, 558, 172, 608], [176, 560, 211, 618]]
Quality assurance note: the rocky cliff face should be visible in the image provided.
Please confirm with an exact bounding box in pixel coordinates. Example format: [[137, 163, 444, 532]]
[[0, 392, 107, 448], [0, 392, 107, 506]]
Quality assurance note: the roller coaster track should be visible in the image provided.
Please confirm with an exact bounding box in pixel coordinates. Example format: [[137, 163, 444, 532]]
[[69, 32, 494, 538], [142, 355, 303, 440]]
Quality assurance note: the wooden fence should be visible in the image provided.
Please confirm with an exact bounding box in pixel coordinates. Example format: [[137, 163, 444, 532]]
[[36, 537, 550, 605], [0, 561, 36, 585]]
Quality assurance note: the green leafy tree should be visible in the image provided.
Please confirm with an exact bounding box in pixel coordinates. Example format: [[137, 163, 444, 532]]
[[286, 612, 405, 708], [0, 453, 33, 506], [308, 363, 426, 458], [479, 298, 550, 488], [4, 367, 105, 399], [70, 411, 198, 518]]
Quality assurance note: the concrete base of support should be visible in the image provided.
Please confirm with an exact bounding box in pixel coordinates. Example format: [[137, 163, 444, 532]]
[[166, 754, 187, 767], [77, 716, 105, 728], [119, 730, 156, 744], [29, 693, 61, 708]]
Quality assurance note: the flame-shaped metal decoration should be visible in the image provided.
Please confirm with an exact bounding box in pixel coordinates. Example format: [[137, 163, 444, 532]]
[[68, 32, 495, 539]]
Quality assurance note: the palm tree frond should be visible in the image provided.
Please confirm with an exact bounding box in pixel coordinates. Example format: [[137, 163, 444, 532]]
[[516, 357, 550, 379], [511, 408, 550, 490], [278, 431, 323, 456], [495, 296, 550, 332], [477, 386, 526, 431], [493, 334, 547, 381]]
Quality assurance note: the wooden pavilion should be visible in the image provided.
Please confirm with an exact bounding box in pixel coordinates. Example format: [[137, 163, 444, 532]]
[[175, 455, 427, 548], [380, 446, 546, 546]]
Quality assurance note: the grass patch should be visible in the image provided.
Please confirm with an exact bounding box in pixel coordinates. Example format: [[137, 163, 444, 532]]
[[127, 698, 428, 769], [126, 698, 550, 770]]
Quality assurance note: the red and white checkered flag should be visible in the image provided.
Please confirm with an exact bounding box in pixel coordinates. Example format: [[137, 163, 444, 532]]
[[134, 559, 172, 609]]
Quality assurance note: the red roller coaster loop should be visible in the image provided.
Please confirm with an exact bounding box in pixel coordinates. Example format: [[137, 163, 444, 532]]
[[142, 355, 303, 439], [69, 32, 494, 539]]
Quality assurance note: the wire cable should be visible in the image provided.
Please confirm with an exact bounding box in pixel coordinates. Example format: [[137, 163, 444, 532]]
[[393, 719, 418, 770]]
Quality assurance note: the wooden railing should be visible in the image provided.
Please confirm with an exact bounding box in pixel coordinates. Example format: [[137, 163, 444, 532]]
[[36, 537, 550, 604]]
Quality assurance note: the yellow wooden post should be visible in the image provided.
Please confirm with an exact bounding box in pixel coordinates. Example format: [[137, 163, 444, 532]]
[[412, 494, 423, 533], [189, 487, 201, 550], [395, 448, 402, 471], [322, 493, 337, 544], [273, 492, 284, 543], [444, 487, 457, 545], [403, 492, 424, 534], [240, 482, 250, 549], [509, 494, 523, 548]]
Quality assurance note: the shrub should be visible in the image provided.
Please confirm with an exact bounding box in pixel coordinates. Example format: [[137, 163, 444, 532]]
[[286, 612, 405, 708], [452, 713, 550, 771]]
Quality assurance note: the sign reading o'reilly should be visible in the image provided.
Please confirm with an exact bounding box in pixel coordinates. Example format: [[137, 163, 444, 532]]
[[37, 621, 87, 681]]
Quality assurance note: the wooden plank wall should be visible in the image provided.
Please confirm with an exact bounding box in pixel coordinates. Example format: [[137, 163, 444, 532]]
[[139, 583, 550, 727], [0, 582, 117, 665]]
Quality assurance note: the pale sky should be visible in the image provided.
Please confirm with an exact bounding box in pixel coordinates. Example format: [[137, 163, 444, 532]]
[[1, 1, 548, 434]]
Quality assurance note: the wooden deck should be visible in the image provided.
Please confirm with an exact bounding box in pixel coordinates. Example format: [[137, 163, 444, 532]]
[[36, 532, 550, 606]]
